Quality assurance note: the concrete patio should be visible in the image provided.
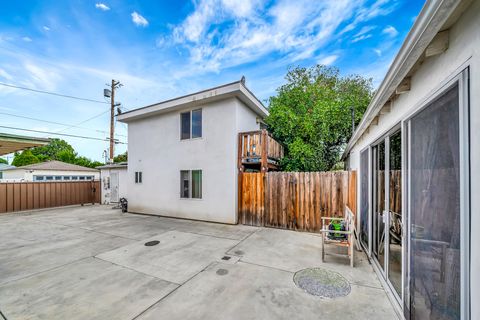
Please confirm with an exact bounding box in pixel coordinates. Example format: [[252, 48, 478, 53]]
[[0, 205, 398, 320]]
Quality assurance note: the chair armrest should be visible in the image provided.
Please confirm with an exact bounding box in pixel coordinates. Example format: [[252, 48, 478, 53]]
[[321, 217, 345, 221]]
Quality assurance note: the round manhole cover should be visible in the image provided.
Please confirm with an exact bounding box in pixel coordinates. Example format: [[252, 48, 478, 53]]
[[144, 240, 160, 247], [216, 268, 229, 276], [293, 268, 351, 298]]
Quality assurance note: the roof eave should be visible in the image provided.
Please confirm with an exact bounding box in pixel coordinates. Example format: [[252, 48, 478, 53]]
[[117, 81, 267, 123], [341, 0, 463, 160]]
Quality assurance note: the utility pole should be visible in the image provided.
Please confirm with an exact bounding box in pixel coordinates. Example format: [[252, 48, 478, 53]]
[[106, 80, 122, 163]]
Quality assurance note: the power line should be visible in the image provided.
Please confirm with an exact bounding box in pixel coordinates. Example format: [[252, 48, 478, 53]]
[[0, 125, 127, 144], [55, 109, 111, 133], [0, 82, 109, 104], [0, 111, 127, 137]]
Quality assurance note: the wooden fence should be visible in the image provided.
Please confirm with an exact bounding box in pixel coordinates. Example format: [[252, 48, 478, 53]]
[[0, 181, 100, 214], [239, 171, 357, 232]]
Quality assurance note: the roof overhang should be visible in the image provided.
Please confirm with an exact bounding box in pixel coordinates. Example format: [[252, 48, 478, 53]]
[[117, 80, 268, 123], [342, 0, 468, 159], [0, 133, 50, 156]]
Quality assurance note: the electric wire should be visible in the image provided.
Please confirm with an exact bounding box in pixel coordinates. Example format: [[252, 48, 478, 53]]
[[0, 125, 127, 144], [0, 82, 109, 104], [0, 111, 127, 137]]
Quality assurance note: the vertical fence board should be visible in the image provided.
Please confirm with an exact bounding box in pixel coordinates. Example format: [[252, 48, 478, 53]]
[[239, 171, 357, 232], [0, 184, 7, 213]]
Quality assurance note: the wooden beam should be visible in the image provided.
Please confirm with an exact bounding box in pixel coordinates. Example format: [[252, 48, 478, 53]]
[[425, 30, 449, 57], [261, 130, 268, 172], [237, 133, 244, 173], [396, 77, 411, 94], [380, 103, 391, 115]]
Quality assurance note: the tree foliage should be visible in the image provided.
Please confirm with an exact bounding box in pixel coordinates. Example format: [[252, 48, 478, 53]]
[[11, 150, 40, 167], [12, 138, 104, 168], [113, 151, 127, 163], [0, 158, 8, 164], [266, 65, 373, 171]]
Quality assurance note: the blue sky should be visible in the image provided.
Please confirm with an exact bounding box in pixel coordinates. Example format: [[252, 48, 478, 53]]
[[0, 0, 424, 162]]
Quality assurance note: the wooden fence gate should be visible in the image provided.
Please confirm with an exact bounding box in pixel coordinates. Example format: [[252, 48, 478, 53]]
[[238, 171, 357, 232], [0, 181, 101, 214]]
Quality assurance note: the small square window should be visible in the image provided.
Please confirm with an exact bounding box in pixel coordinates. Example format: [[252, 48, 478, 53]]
[[63, 176, 71, 180], [135, 172, 143, 184], [55, 176, 62, 180]]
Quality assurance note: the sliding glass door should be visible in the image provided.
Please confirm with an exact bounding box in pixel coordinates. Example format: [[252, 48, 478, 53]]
[[360, 149, 370, 250], [407, 83, 462, 320], [388, 131, 402, 297], [372, 142, 386, 270]]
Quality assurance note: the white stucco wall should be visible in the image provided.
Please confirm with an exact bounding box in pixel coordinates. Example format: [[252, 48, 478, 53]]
[[100, 167, 128, 204], [348, 1, 479, 318], [126, 97, 261, 224], [1, 169, 99, 181]]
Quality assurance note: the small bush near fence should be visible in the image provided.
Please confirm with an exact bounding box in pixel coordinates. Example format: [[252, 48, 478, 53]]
[[239, 171, 356, 232]]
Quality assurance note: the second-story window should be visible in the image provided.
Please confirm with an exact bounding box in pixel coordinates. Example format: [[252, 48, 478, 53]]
[[180, 109, 202, 140]]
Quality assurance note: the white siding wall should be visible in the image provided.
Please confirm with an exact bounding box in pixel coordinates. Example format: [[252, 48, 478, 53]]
[[100, 168, 128, 204], [349, 2, 479, 317], [126, 97, 261, 224]]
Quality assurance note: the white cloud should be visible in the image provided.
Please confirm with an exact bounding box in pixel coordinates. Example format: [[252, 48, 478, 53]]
[[383, 25, 398, 37], [95, 3, 110, 11], [43, 26, 50, 31], [352, 34, 372, 43], [221, 0, 262, 18], [353, 25, 376, 37], [22, 36, 32, 42], [168, 0, 375, 75], [24, 62, 62, 91], [131, 11, 149, 27], [318, 54, 339, 66], [374, 49, 382, 56], [0, 68, 13, 81]]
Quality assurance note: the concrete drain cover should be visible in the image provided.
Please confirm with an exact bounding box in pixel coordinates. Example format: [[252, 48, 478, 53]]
[[216, 268, 228, 276], [144, 240, 160, 247], [293, 268, 351, 298]]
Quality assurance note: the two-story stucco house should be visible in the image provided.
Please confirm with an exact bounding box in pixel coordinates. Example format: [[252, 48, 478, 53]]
[[117, 79, 268, 224]]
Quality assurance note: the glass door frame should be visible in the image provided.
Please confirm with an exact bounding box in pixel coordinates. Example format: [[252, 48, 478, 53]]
[[402, 68, 470, 319], [369, 125, 404, 307]]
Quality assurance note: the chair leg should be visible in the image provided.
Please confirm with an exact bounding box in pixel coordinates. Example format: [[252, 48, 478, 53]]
[[322, 235, 325, 262], [350, 236, 354, 268]]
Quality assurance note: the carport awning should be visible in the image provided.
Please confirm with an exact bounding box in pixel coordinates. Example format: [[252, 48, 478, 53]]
[[0, 133, 50, 156]]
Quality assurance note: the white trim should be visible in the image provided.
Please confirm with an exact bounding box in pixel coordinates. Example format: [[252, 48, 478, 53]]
[[118, 81, 268, 123]]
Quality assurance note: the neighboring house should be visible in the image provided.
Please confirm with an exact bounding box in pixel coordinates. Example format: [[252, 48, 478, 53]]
[[96, 162, 128, 204], [343, 0, 478, 319], [0, 164, 15, 179], [118, 79, 267, 224], [1, 160, 99, 182]]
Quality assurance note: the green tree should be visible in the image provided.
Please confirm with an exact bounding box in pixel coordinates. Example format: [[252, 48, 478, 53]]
[[266, 65, 373, 171], [113, 151, 127, 163], [30, 138, 75, 161], [56, 149, 77, 163], [11, 150, 40, 167], [0, 158, 8, 164]]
